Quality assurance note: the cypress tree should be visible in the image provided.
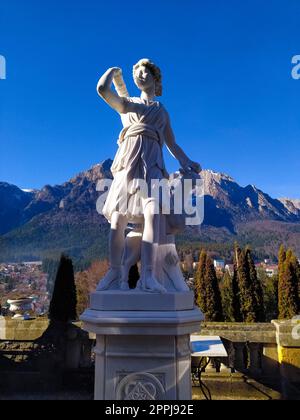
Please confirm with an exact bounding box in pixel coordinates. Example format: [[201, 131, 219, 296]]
[[198, 251, 223, 322], [278, 245, 286, 286], [203, 256, 224, 322], [232, 270, 243, 322], [49, 254, 77, 323], [278, 245, 286, 319], [261, 267, 279, 321], [195, 250, 207, 313], [232, 244, 266, 323], [246, 248, 266, 322], [232, 245, 243, 322], [221, 271, 235, 322], [278, 248, 299, 319], [236, 248, 256, 322], [290, 253, 300, 305], [290, 252, 300, 312], [195, 250, 223, 321]]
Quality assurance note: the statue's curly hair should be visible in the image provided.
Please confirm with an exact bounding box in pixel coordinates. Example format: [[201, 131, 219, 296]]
[[133, 58, 162, 97]]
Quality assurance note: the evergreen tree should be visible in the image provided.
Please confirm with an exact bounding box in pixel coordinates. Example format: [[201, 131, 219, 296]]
[[278, 248, 299, 319], [195, 250, 207, 313], [232, 269, 243, 322], [232, 244, 266, 322], [232, 246, 243, 322], [49, 254, 77, 322], [246, 248, 266, 322], [203, 256, 223, 321], [237, 249, 256, 322], [290, 253, 300, 305], [278, 245, 286, 273], [259, 267, 278, 321], [220, 271, 235, 322]]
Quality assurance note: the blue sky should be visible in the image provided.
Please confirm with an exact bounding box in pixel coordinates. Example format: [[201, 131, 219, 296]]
[[0, 0, 299, 198]]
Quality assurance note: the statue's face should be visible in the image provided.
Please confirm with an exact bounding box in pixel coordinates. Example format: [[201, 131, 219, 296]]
[[133, 65, 155, 93]]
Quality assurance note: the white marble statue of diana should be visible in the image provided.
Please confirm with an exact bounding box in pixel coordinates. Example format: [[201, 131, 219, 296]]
[[96, 59, 201, 293]]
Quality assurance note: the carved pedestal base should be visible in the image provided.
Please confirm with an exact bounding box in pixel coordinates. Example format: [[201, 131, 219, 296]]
[[81, 292, 203, 400]]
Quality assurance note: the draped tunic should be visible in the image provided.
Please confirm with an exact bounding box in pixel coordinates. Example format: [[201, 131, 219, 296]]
[[102, 97, 169, 223]]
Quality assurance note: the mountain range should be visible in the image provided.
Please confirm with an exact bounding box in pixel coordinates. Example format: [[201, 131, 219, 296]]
[[0, 159, 299, 263]]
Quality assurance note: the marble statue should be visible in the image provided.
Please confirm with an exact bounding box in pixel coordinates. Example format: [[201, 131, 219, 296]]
[[96, 59, 201, 294]]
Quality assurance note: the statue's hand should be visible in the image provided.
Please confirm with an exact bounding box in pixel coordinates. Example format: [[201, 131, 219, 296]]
[[181, 159, 202, 174], [109, 67, 122, 75], [189, 160, 202, 173]]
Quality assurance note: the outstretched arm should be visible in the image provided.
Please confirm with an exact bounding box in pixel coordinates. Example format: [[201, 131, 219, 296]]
[[164, 112, 202, 173], [97, 67, 134, 114]]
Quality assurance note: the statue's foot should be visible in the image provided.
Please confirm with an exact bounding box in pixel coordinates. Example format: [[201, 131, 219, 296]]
[[135, 280, 142, 290], [120, 281, 130, 291], [119, 267, 130, 291], [163, 265, 190, 292], [96, 268, 121, 291], [141, 270, 167, 294]]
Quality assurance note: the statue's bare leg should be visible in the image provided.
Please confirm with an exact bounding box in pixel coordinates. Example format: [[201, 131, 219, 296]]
[[140, 199, 167, 293], [120, 231, 142, 291], [96, 211, 128, 291]]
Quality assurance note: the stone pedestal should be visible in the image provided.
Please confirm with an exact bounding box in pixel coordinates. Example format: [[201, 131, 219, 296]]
[[81, 290, 203, 400]]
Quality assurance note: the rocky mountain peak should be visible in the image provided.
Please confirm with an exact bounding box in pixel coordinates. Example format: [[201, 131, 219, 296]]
[[0, 160, 299, 237], [279, 198, 300, 216], [69, 159, 113, 185], [203, 169, 235, 183]]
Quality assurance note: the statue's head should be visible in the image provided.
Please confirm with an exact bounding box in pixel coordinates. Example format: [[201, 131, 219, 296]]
[[133, 59, 162, 97]]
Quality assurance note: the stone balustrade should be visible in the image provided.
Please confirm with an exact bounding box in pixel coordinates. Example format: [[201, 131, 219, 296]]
[[192, 321, 300, 399], [199, 322, 279, 379]]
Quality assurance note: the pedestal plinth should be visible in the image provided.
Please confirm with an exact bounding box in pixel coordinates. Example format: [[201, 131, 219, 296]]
[[81, 291, 203, 400]]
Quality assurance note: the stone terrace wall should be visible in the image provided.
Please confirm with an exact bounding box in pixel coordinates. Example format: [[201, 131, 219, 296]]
[[0, 317, 49, 340], [0, 317, 94, 373], [197, 322, 278, 378], [200, 322, 276, 343]]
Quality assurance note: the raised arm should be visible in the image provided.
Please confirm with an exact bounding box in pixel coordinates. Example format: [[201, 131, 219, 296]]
[[97, 67, 134, 114], [164, 112, 202, 173]]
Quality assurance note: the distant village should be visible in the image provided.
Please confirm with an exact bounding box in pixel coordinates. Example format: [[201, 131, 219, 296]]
[[181, 258, 279, 278], [0, 261, 49, 318], [0, 257, 281, 320]]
